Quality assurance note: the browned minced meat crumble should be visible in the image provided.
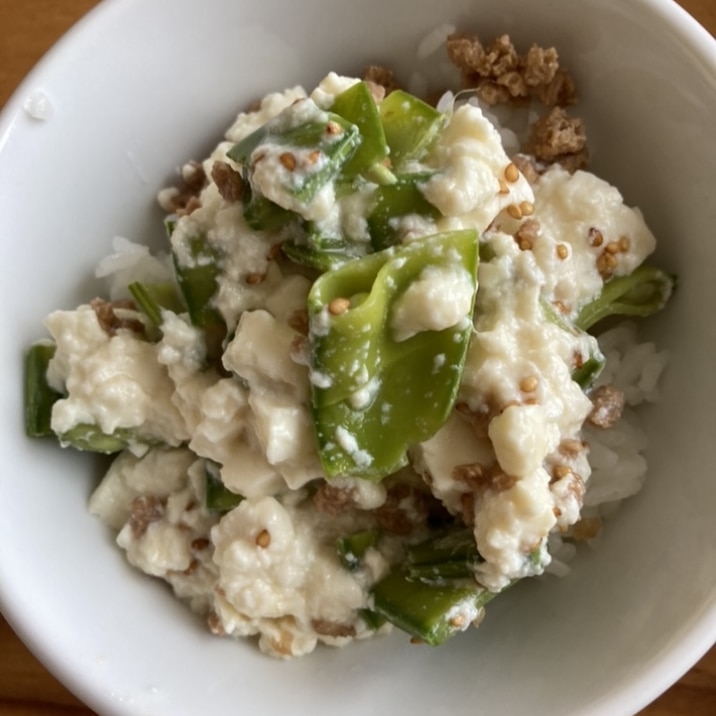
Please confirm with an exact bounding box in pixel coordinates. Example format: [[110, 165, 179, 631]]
[[445, 33, 588, 173], [524, 107, 588, 173], [312, 482, 356, 517], [211, 160, 245, 203], [446, 33, 577, 106], [158, 160, 207, 215], [587, 385, 626, 429], [90, 297, 146, 337], [362, 65, 400, 102], [128, 494, 165, 538], [313, 480, 451, 536]]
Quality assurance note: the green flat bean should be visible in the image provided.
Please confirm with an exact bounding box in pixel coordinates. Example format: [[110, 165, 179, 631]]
[[576, 264, 675, 332], [228, 100, 361, 206], [330, 81, 388, 179], [24, 343, 62, 438], [308, 230, 478, 480], [378, 90, 445, 166]]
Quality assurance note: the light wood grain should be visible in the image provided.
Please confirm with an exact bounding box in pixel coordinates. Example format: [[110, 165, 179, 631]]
[[1, 1, 714, 714]]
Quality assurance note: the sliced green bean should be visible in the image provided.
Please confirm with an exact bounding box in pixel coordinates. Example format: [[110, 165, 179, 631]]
[[308, 230, 478, 480], [204, 462, 243, 512], [128, 281, 184, 327], [24, 342, 62, 438], [336, 528, 380, 570], [575, 264, 675, 332], [378, 90, 445, 166], [58, 424, 138, 454], [228, 100, 361, 205], [371, 568, 496, 646], [367, 172, 440, 250], [331, 81, 388, 179], [173, 236, 223, 327]]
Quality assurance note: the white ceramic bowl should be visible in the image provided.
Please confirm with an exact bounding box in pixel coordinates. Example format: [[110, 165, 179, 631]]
[[1, 1, 714, 714]]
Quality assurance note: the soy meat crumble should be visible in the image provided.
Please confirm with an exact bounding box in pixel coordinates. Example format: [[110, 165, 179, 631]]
[[445, 33, 588, 171], [25, 31, 673, 658]]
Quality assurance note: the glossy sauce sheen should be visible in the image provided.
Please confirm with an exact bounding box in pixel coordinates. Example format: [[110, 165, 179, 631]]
[[0, 0, 713, 713]]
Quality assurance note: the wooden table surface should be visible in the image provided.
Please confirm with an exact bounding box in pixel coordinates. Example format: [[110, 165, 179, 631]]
[[1, 1, 715, 714]]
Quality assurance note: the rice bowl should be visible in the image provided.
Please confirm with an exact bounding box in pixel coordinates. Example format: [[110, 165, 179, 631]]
[[0, 0, 715, 714]]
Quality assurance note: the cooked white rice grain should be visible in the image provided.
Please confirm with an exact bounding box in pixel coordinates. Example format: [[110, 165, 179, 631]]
[[95, 236, 174, 300], [417, 23, 456, 59]]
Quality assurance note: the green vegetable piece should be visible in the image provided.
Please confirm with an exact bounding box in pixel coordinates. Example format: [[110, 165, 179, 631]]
[[283, 239, 368, 273], [24, 343, 62, 438], [359, 609, 387, 631], [128, 281, 184, 327], [227, 100, 361, 205], [281, 241, 352, 273], [406, 561, 476, 581], [478, 241, 497, 264], [242, 186, 296, 232], [330, 81, 388, 178], [541, 298, 605, 390], [404, 527, 480, 581], [362, 162, 397, 187], [379, 90, 445, 166], [575, 264, 675, 332], [173, 236, 223, 327], [336, 529, 380, 570], [407, 527, 478, 565], [282, 218, 369, 273], [367, 173, 440, 250], [204, 462, 243, 512], [58, 424, 137, 454], [308, 230, 478, 480], [371, 568, 496, 646], [572, 354, 605, 390]]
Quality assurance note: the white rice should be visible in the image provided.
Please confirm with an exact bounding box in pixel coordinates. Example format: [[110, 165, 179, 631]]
[[595, 322, 669, 404], [582, 324, 668, 507], [416, 23, 457, 60], [545, 323, 669, 574], [95, 235, 174, 301]]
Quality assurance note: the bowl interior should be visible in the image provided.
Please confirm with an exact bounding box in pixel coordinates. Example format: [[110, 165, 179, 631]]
[[1, 0, 715, 714]]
